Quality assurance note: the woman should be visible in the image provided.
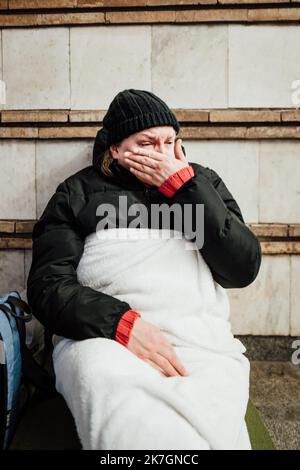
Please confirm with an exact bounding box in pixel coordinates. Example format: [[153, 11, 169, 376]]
[[27, 89, 262, 450]]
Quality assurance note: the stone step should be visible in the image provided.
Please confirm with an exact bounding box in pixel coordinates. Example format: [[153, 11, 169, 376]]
[[1, 220, 299, 236], [0, 221, 300, 252], [1, 3, 300, 26], [2, 108, 300, 140], [3, 108, 300, 140], [2, 0, 294, 10], [4, 124, 300, 140], [250, 361, 300, 450], [2, 107, 300, 123]]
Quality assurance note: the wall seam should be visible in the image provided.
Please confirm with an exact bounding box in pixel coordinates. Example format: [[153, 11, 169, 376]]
[[69, 27, 72, 111], [34, 139, 37, 220], [1, 29, 3, 81], [289, 255, 292, 336], [227, 23, 229, 109], [150, 24, 153, 92], [258, 140, 261, 223]]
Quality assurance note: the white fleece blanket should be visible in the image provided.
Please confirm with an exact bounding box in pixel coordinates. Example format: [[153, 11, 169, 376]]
[[52, 228, 251, 450]]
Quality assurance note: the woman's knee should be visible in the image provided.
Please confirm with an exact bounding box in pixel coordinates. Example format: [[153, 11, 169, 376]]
[[52, 336, 158, 398], [101, 387, 211, 450]]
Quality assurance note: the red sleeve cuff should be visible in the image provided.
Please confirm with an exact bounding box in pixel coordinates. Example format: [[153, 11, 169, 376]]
[[158, 165, 195, 198], [115, 309, 141, 347]]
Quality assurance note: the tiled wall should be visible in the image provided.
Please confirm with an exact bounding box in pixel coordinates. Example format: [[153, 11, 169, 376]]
[[1, 138, 299, 223], [1, 24, 300, 110], [0, 23, 299, 336]]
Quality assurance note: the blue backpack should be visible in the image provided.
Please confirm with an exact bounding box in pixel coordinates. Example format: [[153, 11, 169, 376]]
[[0, 291, 55, 450]]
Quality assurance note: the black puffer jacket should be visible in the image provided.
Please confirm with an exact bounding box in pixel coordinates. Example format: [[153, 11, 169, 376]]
[[27, 132, 262, 342]]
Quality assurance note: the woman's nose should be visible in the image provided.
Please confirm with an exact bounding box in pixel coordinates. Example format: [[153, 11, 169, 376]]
[[155, 143, 166, 153]]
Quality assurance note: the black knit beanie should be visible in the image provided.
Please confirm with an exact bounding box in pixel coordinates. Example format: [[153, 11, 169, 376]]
[[92, 89, 180, 166]]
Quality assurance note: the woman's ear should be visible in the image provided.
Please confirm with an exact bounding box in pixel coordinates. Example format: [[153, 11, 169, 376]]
[[109, 144, 119, 159], [181, 144, 186, 157]]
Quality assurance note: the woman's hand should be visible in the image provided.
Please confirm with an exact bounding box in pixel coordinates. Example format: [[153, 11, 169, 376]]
[[127, 317, 189, 378], [123, 138, 188, 187]]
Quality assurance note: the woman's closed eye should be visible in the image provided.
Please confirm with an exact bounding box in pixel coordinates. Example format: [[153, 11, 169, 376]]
[[140, 142, 174, 146]]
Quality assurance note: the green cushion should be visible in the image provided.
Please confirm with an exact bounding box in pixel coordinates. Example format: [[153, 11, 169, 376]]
[[245, 399, 276, 450]]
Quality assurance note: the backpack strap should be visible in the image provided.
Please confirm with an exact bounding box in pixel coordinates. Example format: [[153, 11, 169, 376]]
[[4, 296, 56, 396], [6, 296, 32, 323]]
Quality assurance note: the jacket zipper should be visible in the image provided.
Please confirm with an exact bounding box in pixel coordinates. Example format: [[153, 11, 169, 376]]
[[144, 188, 150, 208], [144, 187, 150, 227]]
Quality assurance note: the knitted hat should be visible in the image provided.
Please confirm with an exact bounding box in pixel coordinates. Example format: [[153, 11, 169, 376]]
[[92, 88, 180, 166]]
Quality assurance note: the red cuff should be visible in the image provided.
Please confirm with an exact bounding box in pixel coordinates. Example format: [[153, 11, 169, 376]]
[[158, 165, 195, 198], [115, 309, 141, 347]]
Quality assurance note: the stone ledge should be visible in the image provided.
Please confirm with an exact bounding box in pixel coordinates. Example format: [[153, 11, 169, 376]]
[[1, 6, 300, 26], [1, 227, 300, 252], [3, 0, 296, 10], [3, 108, 300, 124], [3, 125, 300, 139], [237, 336, 300, 361], [260, 241, 300, 254], [1, 110, 69, 123], [3, 109, 300, 140], [0, 237, 32, 249], [0, 220, 299, 235]]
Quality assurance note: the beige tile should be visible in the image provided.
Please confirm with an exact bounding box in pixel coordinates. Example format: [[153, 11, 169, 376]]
[[259, 141, 300, 223], [0, 250, 25, 294], [228, 255, 290, 335], [184, 140, 259, 223], [229, 25, 300, 108], [0, 30, 5, 106], [0, 140, 36, 219], [70, 26, 151, 109], [36, 140, 93, 218], [291, 256, 300, 336], [0, 30, 2, 80], [2, 28, 70, 110], [152, 25, 228, 108]]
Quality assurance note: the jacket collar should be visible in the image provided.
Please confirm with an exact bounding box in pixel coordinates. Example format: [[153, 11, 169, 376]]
[[107, 158, 153, 190]]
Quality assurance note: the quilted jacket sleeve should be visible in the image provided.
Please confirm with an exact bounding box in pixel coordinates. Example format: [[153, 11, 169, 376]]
[[26, 180, 134, 341], [169, 164, 262, 289]]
